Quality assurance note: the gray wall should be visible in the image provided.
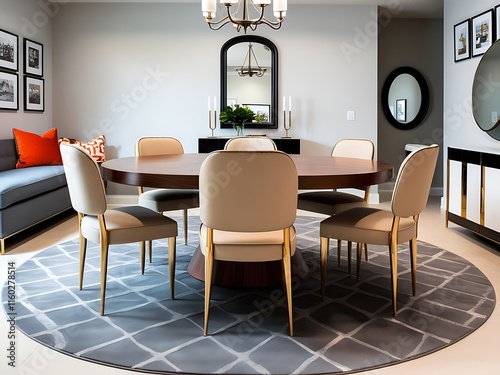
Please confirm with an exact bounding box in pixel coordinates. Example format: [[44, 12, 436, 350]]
[[0, 0, 53, 137], [378, 18, 444, 194]]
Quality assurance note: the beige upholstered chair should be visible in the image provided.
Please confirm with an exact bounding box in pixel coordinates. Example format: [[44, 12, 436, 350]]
[[199, 151, 298, 336], [60, 143, 178, 315], [298, 139, 375, 273], [135, 137, 199, 255], [224, 136, 277, 151], [319, 144, 439, 316]]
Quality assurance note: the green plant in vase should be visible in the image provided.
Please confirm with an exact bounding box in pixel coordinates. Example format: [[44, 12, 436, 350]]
[[219, 104, 255, 136]]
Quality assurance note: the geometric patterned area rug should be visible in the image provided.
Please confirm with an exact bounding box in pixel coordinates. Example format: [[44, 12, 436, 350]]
[[1, 216, 495, 374]]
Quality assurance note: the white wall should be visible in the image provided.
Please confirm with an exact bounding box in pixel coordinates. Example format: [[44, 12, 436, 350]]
[[0, 0, 53, 138], [444, 0, 500, 154], [51, 3, 379, 194]]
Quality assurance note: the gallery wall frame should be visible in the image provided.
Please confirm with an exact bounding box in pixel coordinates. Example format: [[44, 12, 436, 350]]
[[454, 19, 471, 62], [0, 28, 18, 72], [24, 76, 44, 112], [472, 9, 494, 57], [24, 38, 43, 77], [396, 99, 406, 122], [0, 70, 18, 110]]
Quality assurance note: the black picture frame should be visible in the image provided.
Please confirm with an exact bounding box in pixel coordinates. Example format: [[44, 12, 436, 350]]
[[396, 99, 406, 122], [496, 4, 500, 40], [24, 38, 43, 76], [24, 76, 44, 112], [454, 19, 471, 62], [472, 9, 494, 57], [0, 70, 18, 110], [0, 28, 18, 71]]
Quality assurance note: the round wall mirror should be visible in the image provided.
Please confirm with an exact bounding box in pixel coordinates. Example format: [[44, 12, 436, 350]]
[[381, 66, 429, 130], [220, 35, 278, 129], [472, 39, 500, 140]]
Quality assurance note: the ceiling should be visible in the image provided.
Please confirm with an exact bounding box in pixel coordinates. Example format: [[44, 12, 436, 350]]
[[48, 0, 444, 19]]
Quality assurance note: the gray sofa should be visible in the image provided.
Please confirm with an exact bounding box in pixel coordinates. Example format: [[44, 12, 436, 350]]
[[0, 138, 73, 255]]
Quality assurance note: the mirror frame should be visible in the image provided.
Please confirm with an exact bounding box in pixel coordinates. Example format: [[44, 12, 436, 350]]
[[381, 66, 429, 130], [220, 35, 278, 129]]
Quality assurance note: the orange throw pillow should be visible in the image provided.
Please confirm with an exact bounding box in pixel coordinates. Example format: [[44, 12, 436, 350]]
[[13, 128, 63, 168]]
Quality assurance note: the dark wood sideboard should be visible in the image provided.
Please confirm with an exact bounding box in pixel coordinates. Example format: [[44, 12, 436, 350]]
[[198, 137, 300, 154]]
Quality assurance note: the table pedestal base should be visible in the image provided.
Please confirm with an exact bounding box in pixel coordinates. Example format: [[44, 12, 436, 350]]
[[187, 246, 310, 288]]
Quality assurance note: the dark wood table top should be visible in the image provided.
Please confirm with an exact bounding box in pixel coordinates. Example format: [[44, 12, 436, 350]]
[[101, 153, 394, 190]]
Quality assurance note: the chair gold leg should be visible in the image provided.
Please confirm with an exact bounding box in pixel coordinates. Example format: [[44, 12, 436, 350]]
[[100, 241, 109, 316], [337, 239, 341, 267], [347, 241, 352, 276], [140, 241, 146, 275], [410, 237, 417, 295], [183, 209, 188, 245], [204, 229, 214, 336], [283, 228, 294, 336], [320, 237, 329, 299], [356, 242, 362, 279], [168, 236, 176, 299], [79, 234, 87, 290], [389, 219, 400, 317]]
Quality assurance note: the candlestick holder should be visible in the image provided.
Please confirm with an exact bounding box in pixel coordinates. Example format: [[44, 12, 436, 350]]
[[208, 109, 217, 137], [283, 110, 292, 138]]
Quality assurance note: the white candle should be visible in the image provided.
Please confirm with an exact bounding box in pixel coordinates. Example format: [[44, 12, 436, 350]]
[[289, 96, 292, 112], [208, 96, 211, 111], [283, 96, 286, 111], [214, 97, 216, 111]]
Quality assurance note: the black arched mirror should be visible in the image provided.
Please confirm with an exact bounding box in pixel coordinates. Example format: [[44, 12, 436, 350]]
[[472, 39, 500, 140], [220, 35, 278, 129], [381, 66, 429, 130]]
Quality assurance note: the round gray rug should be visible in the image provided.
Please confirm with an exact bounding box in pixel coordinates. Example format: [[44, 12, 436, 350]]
[[1, 216, 495, 374]]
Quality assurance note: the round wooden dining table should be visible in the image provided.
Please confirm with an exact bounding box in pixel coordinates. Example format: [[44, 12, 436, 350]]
[[102, 153, 393, 287]]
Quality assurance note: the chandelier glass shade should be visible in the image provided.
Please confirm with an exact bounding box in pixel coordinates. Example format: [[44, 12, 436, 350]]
[[201, 0, 287, 33], [235, 43, 267, 77]]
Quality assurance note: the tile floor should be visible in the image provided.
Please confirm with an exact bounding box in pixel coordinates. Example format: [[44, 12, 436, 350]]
[[1, 197, 499, 375]]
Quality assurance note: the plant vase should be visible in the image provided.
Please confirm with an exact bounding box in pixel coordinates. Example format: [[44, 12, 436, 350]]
[[234, 125, 244, 136]]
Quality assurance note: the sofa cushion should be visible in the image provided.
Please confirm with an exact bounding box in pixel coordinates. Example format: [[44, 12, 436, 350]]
[[0, 139, 17, 172], [0, 165, 67, 209], [13, 128, 63, 168]]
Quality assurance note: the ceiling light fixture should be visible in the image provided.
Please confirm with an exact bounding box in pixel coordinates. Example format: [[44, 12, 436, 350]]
[[201, 0, 287, 33], [235, 42, 267, 77]]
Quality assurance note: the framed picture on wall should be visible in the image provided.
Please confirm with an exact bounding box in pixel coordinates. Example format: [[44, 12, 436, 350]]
[[0, 29, 18, 71], [396, 99, 406, 122], [454, 19, 470, 62], [24, 38, 43, 76], [24, 76, 44, 112], [0, 71, 18, 110], [472, 9, 494, 57], [496, 5, 500, 40]]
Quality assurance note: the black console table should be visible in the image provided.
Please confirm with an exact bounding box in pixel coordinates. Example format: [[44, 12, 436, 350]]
[[198, 137, 300, 154]]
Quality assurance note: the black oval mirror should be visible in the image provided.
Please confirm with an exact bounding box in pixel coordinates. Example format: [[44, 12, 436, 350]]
[[220, 35, 278, 129], [472, 39, 500, 140], [381, 66, 429, 130]]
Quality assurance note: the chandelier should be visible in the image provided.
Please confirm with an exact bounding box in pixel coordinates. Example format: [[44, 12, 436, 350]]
[[235, 43, 267, 77], [201, 0, 287, 33]]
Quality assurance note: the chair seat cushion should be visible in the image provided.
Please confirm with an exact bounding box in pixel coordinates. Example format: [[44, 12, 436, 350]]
[[298, 191, 366, 216], [199, 224, 296, 262], [82, 205, 178, 244], [320, 207, 416, 245], [138, 189, 199, 211]]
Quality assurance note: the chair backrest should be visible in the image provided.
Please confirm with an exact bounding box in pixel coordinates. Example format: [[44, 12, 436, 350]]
[[60, 143, 107, 215], [391, 144, 439, 218], [331, 139, 374, 160], [224, 136, 277, 151], [200, 151, 298, 232], [135, 137, 184, 156]]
